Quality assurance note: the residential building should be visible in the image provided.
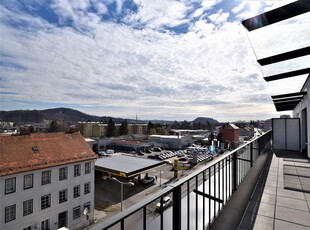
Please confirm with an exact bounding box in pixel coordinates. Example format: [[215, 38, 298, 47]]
[[77, 122, 148, 138], [239, 126, 254, 141], [77, 122, 93, 138], [129, 123, 147, 135], [218, 123, 240, 148], [0, 132, 97, 230], [92, 123, 107, 138]]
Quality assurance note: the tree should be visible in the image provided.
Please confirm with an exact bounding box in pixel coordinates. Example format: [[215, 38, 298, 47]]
[[49, 120, 59, 132], [193, 122, 202, 130], [119, 120, 129, 136], [171, 121, 180, 129], [29, 125, 35, 133], [180, 120, 190, 129], [147, 121, 156, 135], [106, 118, 116, 137], [206, 121, 212, 130]]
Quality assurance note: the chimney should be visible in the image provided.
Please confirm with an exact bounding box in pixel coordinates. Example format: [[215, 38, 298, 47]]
[[66, 127, 79, 134], [20, 128, 30, 136]]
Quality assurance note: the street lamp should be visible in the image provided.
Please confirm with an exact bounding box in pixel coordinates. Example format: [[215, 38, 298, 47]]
[[111, 177, 134, 211]]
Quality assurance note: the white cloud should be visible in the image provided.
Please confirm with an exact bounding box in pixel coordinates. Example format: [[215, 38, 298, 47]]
[[208, 10, 230, 23], [201, 0, 222, 9], [125, 0, 191, 29], [192, 8, 204, 18], [232, 1, 247, 14], [93, 2, 108, 15], [0, 0, 307, 121], [262, 0, 298, 12]]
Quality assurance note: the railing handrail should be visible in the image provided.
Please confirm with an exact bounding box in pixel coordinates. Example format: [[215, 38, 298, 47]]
[[91, 130, 272, 230]]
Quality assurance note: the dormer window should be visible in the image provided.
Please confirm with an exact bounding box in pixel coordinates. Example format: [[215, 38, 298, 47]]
[[32, 146, 39, 152]]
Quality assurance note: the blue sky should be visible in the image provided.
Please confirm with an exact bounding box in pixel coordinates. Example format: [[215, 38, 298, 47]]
[[0, 0, 309, 122]]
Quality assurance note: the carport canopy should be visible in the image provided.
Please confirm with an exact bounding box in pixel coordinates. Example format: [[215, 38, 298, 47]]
[[95, 155, 165, 178]]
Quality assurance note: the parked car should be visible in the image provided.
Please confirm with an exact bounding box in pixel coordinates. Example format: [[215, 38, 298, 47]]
[[106, 149, 114, 154], [156, 196, 172, 211], [153, 147, 162, 152], [142, 176, 155, 185], [98, 151, 107, 156], [179, 157, 188, 162]]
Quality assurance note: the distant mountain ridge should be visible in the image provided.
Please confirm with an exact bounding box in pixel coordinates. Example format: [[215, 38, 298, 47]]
[[193, 117, 218, 124], [0, 108, 218, 125]]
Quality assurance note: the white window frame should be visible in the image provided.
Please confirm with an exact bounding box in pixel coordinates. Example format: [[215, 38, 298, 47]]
[[59, 189, 67, 203], [5, 204, 16, 223], [23, 199, 33, 216], [59, 167, 67, 181], [73, 185, 80, 198], [5, 178, 16, 194], [85, 162, 91, 174], [24, 174, 33, 190], [73, 206, 81, 220], [41, 171, 51, 185], [41, 219, 49, 230], [84, 182, 91, 194], [74, 164, 81, 177], [22, 226, 32, 230], [41, 194, 51, 210]]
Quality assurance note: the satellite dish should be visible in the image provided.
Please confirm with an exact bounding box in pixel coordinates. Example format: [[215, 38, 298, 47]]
[[83, 207, 89, 216]]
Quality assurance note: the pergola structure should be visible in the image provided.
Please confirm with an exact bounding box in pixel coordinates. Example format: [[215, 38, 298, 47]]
[[242, 1, 310, 112]]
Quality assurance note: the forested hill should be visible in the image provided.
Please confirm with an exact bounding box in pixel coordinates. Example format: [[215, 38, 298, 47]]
[[0, 108, 218, 125], [0, 108, 113, 123]]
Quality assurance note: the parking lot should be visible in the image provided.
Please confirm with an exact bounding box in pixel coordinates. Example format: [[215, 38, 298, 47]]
[[93, 148, 214, 223]]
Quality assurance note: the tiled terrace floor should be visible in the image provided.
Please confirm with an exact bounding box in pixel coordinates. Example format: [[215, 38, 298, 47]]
[[239, 150, 310, 229]]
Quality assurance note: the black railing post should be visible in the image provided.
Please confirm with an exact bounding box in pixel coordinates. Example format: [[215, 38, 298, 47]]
[[232, 151, 238, 191], [173, 185, 182, 230], [258, 137, 262, 154], [250, 142, 253, 167]]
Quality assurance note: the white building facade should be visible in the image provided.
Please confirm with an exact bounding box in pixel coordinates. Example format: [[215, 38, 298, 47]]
[[0, 132, 97, 230], [293, 76, 310, 158], [148, 135, 193, 150]]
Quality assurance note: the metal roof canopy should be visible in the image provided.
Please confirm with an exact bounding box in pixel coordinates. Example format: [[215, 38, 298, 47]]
[[242, 1, 310, 82], [242, 1, 310, 31], [264, 68, 310, 82], [271, 92, 307, 111], [95, 155, 165, 178], [257, 46, 310, 66]]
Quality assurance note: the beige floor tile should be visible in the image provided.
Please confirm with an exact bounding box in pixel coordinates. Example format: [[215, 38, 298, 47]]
[[276, 196, 309, 212], [274, 219, 310, 230], [276, 206, 310, 227], [277, 188, 306, 200], [253, 215, 274, 230]]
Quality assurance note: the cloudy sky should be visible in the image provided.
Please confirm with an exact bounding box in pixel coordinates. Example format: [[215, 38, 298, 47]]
[[0, 0, 309, 122]]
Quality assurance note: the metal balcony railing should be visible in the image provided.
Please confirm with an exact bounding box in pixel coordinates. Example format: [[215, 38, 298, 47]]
[[91, 130, 272, 230]]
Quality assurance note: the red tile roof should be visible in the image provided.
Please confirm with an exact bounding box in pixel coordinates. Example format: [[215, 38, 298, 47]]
[[0, 132, 97, 177]]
